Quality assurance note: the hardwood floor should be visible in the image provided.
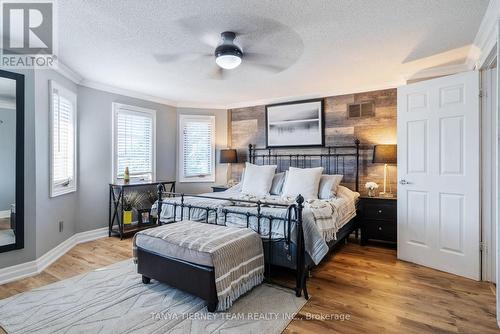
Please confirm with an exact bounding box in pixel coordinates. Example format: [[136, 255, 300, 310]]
[[0, 237, 132, 300], [0, 237, 498, 333]]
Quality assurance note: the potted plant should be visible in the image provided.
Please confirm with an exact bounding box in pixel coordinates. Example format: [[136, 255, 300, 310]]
[[123, 191, 149, 225], [122, 199, 133, 225], [365, 182, 379, 197]]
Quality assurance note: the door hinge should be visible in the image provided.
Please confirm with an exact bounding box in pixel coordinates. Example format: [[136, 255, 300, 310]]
[[479, 89, 486, 98]]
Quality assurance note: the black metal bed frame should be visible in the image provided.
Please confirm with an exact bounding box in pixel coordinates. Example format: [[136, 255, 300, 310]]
[[151, 140, 361, 302], [249, 139, 360, 192], [156, 189, 309, 296]]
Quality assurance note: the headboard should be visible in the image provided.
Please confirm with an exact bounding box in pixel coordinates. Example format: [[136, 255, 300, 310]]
[[248, 139, 360, 192]]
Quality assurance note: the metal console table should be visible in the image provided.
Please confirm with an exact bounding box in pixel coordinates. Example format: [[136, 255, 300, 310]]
[[108, 180, 175, 239]]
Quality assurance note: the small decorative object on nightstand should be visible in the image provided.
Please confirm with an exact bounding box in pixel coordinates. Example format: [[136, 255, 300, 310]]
[[211, 185, 229, 192], [359, 196, 397, 246], [365, 182, 379, 197]]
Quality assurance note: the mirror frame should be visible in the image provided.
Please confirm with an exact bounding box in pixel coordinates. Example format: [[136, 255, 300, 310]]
[[0, 69, 24, 253]]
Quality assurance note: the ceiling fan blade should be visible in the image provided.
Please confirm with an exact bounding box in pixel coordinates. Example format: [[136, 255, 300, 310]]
[[209, 66, 226, 80], [200, 34, 221, 48], [244, 52, 292, 73], [177, 17, 221, 48], [245, 61, 287, 74], [234, 19, 288, 38], [154, 54, 185, 63], [154, 53, 212, 63], [243, 52, 268, 62]]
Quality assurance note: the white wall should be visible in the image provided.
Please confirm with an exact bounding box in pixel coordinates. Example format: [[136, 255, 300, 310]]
[[175, 107, 228, 194]]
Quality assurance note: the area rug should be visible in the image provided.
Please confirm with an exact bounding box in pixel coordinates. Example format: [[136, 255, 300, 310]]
[[0, 260, 307, 333]]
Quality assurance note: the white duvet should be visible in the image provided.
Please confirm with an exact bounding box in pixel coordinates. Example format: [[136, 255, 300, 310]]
[[153, 185, 359, 264]]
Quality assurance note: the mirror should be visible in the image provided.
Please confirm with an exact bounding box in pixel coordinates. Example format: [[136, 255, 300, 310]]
[[0, 70, 24, 252]]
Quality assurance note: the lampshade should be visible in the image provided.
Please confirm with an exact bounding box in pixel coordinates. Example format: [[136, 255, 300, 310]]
[[220, 149, 238, 163], [373, 145, 397, 164]]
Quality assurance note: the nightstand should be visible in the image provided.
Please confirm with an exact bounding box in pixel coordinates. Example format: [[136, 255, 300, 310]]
[[211, 185, 229, 192], [359, 196, 397, 246]]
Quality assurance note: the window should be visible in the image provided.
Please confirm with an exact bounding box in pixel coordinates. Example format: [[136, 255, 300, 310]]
[[49, 81, 77, 197], [112, 103, 156, 182], [179, 115, 215, 182]]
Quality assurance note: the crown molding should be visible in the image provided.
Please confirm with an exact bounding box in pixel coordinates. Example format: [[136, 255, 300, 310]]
[[51, 56, 404, 110], [467, 0, 500, 69], [402, 63, 471, 83], [79, 80, 178, 107], [53, 60, 84, 84], [223, 80, 404, 109], [176, 100, 233, 109], [50, 58, 181, 107]]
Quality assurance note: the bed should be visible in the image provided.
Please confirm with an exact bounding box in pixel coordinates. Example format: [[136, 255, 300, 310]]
[[136, 140, 361, 300]]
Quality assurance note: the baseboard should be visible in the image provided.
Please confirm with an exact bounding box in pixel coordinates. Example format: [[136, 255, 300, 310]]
[[0, 210, 10, 219], [0, 227, 109, 285]]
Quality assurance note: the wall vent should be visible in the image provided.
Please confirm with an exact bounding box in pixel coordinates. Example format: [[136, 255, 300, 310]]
[[348, 101, 375, 118]]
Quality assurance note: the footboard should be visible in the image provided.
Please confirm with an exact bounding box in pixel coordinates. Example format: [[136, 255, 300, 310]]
[[155, 186, 309, 299]]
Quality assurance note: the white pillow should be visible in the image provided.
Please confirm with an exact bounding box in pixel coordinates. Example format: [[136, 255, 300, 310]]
[[318, 174, 344, 199], [281, 167, 324, 200], [241, 163, 277, 196]]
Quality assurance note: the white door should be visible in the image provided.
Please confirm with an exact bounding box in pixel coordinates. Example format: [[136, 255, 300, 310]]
[[397, 71, 480, 280]]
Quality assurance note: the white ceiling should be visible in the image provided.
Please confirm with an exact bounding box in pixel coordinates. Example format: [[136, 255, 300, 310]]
[[59, 0, 489, 108]]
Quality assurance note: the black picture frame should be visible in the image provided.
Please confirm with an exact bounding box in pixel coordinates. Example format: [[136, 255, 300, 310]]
[[0, 69, 24, 253], [265, 98, 325, 148]]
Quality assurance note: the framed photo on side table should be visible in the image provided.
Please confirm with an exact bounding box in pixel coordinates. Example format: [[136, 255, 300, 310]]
[[265, 98, 324, 148]]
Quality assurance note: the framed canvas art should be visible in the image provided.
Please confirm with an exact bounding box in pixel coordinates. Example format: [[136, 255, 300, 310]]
[[266, 99, 324, 147]]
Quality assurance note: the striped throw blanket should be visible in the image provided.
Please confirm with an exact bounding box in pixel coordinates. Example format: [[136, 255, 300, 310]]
[[133, 221, 264, 311]]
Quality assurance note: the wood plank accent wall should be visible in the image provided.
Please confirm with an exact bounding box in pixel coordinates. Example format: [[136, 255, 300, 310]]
[[229, 88, 397, 195]]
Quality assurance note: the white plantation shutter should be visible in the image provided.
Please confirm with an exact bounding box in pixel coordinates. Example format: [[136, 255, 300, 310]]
[[179, 115, 215, 182], [112, 104, 156, 181], [50, 81, 77, 197]]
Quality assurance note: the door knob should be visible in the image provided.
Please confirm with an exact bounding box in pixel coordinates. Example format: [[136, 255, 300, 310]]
[[399, 179, 412, 185]]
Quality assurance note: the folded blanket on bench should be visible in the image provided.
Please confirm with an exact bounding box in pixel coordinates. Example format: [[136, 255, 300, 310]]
[[133, 221, 265, 311]]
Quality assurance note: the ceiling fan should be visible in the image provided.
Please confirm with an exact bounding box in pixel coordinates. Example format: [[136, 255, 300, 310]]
[[214, 31, 243, 70], [155, 31, 287, 80]]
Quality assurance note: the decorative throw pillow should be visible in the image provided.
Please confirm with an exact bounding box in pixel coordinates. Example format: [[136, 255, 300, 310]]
[[241, 163, 277, 196], [318, 174, 344, 199], [269, 172, 286, 195], [281, 167, 324, 200]]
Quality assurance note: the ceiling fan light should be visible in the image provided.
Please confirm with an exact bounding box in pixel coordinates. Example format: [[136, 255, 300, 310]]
[[216, 54, 242, 70]]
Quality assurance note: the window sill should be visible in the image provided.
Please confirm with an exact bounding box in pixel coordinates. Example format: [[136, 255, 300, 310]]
[[50, 187, 77, 198], [178, 177, 216, 183]]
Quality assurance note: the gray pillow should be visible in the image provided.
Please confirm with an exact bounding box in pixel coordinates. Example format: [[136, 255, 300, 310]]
[[270, 172, 286, 195], [318, 174, 343, 199]]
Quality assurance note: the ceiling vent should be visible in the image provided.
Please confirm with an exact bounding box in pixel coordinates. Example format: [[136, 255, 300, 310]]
[[348, 101, 375, 118]]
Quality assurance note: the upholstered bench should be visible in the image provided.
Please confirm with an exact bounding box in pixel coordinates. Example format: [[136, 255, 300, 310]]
[[133, 221, 264, 312]]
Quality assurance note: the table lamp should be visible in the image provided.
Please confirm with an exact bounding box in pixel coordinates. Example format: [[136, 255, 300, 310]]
[[220, 149, 238, 186], [372, 145, 397, 197]]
